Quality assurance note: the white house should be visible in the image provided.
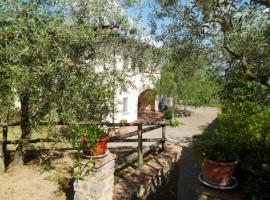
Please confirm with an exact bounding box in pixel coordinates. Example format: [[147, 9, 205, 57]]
[[114, 70, 160, 123], [86, 0, 161, 123], [94, 48, 160, 123]]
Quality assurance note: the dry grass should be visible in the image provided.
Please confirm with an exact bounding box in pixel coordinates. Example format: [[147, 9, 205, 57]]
[[0, 151, 75, 200], [0, 125, 73, 151]]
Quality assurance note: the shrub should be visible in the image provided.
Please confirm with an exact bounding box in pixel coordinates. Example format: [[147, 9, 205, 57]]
[[119, 119, 128, 125], [167, 119, 181, 127], [194, 130, 241, 162], [183, 110, 191, 117], [164, 110, 172, 120], [194, 109, 270, 198]]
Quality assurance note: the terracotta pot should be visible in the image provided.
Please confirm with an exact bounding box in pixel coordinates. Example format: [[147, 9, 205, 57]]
[[202, 159, 237, 186], [92, 136, 109, 156]]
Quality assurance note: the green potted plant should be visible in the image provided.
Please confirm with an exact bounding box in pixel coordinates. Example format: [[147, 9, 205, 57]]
[[119, 119, 130, 134], [119, 119, 128, 125], [79, 125, 109, 157], [194, 131, 240, 186]]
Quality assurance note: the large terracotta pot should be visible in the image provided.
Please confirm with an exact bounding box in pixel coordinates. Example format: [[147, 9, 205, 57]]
[[202, 159, 237, 186], [92, 136, 109, 156], [82, 136, 109, 157]]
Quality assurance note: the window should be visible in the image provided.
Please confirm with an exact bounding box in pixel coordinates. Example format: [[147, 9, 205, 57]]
[[123, 97, 128, 113]]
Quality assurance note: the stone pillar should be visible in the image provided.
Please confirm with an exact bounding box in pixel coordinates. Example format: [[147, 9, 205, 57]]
[[74, 152, 116, 200]]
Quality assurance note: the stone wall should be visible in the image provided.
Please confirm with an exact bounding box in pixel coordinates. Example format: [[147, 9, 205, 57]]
[[74, 152, 116, 200], [113, 144, 182, 200]]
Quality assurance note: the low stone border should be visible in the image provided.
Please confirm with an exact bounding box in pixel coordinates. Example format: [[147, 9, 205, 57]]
[[113, 144, 182, 200]]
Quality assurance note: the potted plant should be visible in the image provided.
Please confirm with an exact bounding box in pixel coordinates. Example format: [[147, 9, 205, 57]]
[[194, 131, 240, 186], [119, 119, 129, 134], [79, 125, 109, 157]]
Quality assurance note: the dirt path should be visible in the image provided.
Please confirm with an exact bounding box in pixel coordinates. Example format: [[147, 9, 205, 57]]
[[141, 106, 219, 143], [172, 107, 220, 200]]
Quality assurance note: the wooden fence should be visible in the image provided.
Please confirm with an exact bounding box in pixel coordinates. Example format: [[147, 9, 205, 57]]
[[107, 122, 166, 170], [0, 121, 166, 171]]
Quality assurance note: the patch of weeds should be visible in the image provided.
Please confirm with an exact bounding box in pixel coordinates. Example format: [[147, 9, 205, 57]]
[[167, 119, 181, 127], [45, 169, 70, 189]]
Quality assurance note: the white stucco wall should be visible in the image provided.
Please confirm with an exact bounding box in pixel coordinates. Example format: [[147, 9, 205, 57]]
[[113, 72, 159, 123], [95, 50, 159, 123]]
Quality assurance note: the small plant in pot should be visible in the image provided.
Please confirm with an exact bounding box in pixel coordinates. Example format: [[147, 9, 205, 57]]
[[194, 131, 240, 186], [79, 125, 109, 157]]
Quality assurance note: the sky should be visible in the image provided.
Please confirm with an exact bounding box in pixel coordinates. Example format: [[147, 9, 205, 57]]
[[124, 0, 191, 47], [125, 2, 167, 36], [124, 2, 168, 47], [124, 0, 190, 35]]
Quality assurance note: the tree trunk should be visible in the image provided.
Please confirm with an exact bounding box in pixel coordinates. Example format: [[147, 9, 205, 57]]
[[0, 143, 5, 174], [11, 93, 31, 166], [0, 112, 9, 172], [172, 98, 175, 121]]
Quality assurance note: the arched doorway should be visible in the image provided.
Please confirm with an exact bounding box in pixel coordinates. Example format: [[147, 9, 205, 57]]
[[138, 89, 156, 112]]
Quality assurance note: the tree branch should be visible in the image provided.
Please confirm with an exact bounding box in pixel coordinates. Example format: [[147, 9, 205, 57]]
[[222, 32, 270, 90], [252, 0, 270, 7]]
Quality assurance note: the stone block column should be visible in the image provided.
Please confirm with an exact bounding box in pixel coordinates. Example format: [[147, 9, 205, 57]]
[[74, 152, 116, 200]]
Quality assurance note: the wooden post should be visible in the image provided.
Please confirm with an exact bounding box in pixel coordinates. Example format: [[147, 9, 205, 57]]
[[137, 123, 143, 167], [162, 124, 166, 151], [3, 124, 8, 160], [0, 143, 5, 174], [0, 124, 8, 174]]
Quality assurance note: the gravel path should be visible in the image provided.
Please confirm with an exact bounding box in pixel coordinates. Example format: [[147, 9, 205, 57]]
[[171, 107, 219, 200], [142, 107, 220, 200]]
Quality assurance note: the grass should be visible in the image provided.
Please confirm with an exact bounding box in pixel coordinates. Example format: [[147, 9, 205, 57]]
[[0, 126, 49, 140], [205, 103, 223, 108], [0, 125, 73, 151]]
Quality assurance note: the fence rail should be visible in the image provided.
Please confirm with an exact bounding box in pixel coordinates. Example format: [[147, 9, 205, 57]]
[[0, 121, 166, 170], [109, 123, 166, 169]]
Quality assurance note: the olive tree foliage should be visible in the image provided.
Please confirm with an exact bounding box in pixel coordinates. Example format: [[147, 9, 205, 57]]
[[193, 0, 270, 112], [157, 46, 219, 120], [0, 0, 151, 166], [1, 0, 67, 166], [193, 2, 270, 198], [150, 2, 219, 120]]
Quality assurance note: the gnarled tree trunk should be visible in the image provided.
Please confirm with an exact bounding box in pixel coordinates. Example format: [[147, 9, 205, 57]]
[[11, 93, 31, 166]]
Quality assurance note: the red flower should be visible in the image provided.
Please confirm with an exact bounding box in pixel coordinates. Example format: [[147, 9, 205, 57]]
[[81, 136, 88, 145]]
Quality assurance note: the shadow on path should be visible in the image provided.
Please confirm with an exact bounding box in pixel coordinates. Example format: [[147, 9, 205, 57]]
[[176, 119, 218, 200]]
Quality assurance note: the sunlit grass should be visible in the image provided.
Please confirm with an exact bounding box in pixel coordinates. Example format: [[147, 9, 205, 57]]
[[0, 125, 73, 151]]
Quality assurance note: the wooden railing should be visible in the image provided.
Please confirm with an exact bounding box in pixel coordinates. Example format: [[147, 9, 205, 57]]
[[107, 122, 166, 170], [0, 121, 166, 170]]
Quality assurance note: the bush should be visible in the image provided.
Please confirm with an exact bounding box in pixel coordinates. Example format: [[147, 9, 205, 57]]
[[164, 110, 172, 120], [193, 130, 241, 162], [119, 119, 128, 124], [183, 110, 191, 117], [167, 119, 181, 127], [194, 109, 270, 198]]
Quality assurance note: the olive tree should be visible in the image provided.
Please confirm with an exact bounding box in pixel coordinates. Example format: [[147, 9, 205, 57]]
[[0, 0, 157, 167]]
